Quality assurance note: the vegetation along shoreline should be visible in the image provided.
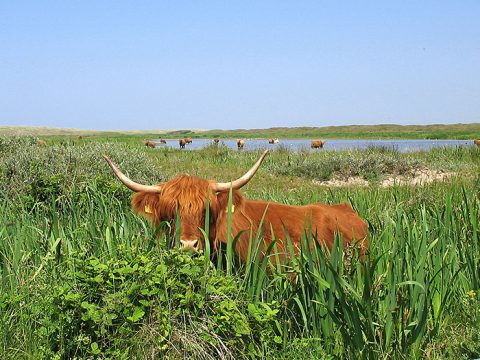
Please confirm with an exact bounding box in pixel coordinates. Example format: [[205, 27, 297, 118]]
[[0, 135, 479, 359]]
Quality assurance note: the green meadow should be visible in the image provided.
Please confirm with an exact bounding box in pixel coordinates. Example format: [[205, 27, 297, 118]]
[[1, 136, 479, 359], [1, 122, 480, 141]]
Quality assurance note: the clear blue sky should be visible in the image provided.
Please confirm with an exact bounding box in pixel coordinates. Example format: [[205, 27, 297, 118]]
[[1, 1, 479, 130]]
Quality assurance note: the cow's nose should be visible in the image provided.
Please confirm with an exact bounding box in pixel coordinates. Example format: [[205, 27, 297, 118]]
[[180, 239, 199, 251]]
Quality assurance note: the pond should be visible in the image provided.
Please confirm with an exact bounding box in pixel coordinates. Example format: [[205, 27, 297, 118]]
[[153, 138, 474, 153]]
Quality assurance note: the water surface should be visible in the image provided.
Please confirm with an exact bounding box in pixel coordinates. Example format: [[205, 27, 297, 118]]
[[154, 139, 473, 152]]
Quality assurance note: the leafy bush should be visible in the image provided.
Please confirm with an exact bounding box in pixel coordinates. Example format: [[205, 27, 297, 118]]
[[270, 147, 420, 181], [1, 246, 282, 359], [0, 136, 163, 208]]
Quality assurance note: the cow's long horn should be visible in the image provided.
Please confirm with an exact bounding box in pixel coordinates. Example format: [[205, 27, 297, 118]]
[[103, 155, 162, 193], [211, 150, 269, 192]]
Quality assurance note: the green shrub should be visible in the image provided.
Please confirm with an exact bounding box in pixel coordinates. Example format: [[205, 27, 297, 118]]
[[270, 147, 420, 181], [1, 246, 282, 359], [0, 136, 162, 208]]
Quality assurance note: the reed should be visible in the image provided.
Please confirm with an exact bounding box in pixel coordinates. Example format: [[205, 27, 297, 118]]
[[0, 137, 479, 358]]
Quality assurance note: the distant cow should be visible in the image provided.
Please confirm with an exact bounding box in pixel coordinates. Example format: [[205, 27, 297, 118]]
[[311, 140, 326, 149], [145, 140, 156, 148], [474, 139, 480, 146], [179, 138, 192, 148], [160, 139, 167, 144], [77, 135, 83, 140], [213, 138, 220, 144], [268, 138, 279, 144], [38, 139, 47, 146], [104, 150, 368, 263], [237, 139, 245, 150]]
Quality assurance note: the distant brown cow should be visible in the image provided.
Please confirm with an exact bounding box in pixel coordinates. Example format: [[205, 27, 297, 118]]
[[179, 138, 192, 148], [268, 138, 279, 144], [237, 139, 245, 150], [160, 139, 167, 144], [311, 140, 326, 149], [144, 140, 156, 148], [104, 150, 368, 263], [38, 139, 47, 146], [77, 135, 83, 140], [474, 139, 480, 146]]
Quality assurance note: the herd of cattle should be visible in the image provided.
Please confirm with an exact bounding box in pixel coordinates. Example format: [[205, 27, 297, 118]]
[[144, 137, 326, 150], [103, 137, 480, 264], [150, 138, 480, 149], [32, 135, 480, 265], [38, 137, 480, 150]]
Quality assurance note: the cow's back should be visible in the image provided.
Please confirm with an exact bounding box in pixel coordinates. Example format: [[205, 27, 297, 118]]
[[221, 199, 367, 261], [312, 202, 367, 251]]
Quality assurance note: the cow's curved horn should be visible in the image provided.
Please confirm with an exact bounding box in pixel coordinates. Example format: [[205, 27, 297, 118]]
[[103, 155, 162, 193], [211, 150, 269, 192]]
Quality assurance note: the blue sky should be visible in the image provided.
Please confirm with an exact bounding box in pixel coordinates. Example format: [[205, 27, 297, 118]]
[[1, 1, 479, 130]]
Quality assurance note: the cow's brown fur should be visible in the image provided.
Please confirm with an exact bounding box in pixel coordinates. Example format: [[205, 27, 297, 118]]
[[129, 175, 368, 262], [38, 139, 47, 146], [474, 139, 480, 146], [311, 140, 326, 149], [160, 139, 167, 144], [237, 139, 245, 150], [144, 140, 156, 148], [178, 138, 192, 149]]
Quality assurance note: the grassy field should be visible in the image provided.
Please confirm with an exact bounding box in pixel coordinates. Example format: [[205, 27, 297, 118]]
[[0, 135, 479, 359], [2, 122, 480, 140]]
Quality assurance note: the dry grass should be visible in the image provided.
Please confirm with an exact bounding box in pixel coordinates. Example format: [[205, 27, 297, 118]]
[[0, 126, 206, 136], [2, 123, 479, 139]]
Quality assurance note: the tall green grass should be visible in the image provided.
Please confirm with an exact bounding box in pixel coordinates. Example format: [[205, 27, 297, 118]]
[[0, 137, 479, 358]]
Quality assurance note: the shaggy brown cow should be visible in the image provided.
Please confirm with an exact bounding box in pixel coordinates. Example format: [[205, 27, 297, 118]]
[[311, 140, 326, 149], [179, 138, 192, 148], [237, 139, 245, 150], [268, 138, 279, 144], [474, 139, 480, 146], [160, 139, 167, 144], [104, 151, 368, 263], [144, 140, 156, 148], [38, 139, 47, 146]]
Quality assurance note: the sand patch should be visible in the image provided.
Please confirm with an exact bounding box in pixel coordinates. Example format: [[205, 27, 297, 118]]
[[313, 168, 455, 187], [314, 177, 369, 187]]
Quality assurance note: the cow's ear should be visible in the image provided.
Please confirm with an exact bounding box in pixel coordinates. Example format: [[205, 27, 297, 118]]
[[215, 190, 245, 212], [132, 192, 161, 221]]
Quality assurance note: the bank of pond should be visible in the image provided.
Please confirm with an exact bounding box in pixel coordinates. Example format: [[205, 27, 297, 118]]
[[151, 138, 476, 152]]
